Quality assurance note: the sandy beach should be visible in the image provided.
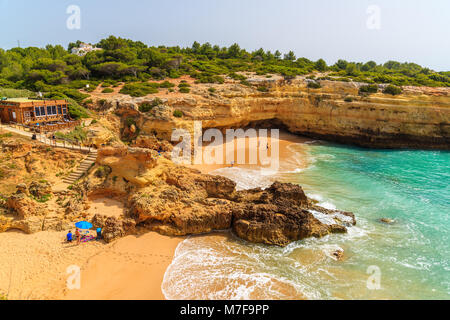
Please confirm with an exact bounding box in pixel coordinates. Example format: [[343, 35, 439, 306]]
[[62, 232, 183, 300], [0, 229, 183, 300], [189, 130, 311, 174], [0, 131, 309, 300]]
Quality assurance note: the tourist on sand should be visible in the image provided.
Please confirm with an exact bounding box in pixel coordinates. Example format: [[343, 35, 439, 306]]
[[96, 228, 102, 241], [75, 229, 81, 245], [66, 231, 73, 243]]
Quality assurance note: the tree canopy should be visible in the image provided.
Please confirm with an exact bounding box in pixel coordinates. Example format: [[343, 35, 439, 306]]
[[0, 35, 448, 93]]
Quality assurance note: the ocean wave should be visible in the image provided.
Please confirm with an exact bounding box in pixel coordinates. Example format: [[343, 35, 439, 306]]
[[210, 167, 274, 190], [162, 232, 321, 300]]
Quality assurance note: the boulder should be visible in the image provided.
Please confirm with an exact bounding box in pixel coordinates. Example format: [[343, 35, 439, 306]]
[[380, 218, 396, 224], [6, 193, 39, 219], [16, 183, 28, 195], [92, 214, 136, 243], [29, 181, 52, 199]]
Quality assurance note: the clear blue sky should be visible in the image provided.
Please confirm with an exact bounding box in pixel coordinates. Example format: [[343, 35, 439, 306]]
[[1, 0, 449, 71]]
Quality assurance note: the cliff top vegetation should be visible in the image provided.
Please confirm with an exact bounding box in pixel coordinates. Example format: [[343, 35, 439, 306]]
[[0, 35, 449, 118]]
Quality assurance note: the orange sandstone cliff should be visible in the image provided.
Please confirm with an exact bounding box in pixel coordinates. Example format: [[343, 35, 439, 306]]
[[94, 78, 449, 150]]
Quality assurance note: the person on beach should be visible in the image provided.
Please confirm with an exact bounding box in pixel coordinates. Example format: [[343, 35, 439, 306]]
[[75, 229, 81, 245], [96, 228, 102, 241], [66, 231, 73, 243]]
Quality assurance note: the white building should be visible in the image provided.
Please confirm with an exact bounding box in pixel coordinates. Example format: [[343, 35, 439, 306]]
[[71, 43, 102, 56]]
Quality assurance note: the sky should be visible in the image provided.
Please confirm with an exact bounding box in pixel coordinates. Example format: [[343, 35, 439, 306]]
[[1, 0, 449, 71]]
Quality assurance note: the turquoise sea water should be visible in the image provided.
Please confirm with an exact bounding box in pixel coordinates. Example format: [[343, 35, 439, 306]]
[[163, 142, 450, 300]]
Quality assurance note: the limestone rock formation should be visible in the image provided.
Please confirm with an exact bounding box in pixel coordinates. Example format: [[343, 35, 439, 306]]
[[232, 182, 348, 246], [92, 214, 136, 243], [110, 156, 357, 246], [104, 78, 449, 149], [29, 181, 52, 199]]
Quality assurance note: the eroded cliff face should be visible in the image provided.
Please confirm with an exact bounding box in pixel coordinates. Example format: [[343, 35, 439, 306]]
[[0, 135, 356, 246], [86, 146, 355, 246], [103, 78, 449, 149]]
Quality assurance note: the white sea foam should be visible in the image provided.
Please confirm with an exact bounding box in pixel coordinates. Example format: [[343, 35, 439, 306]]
[[307, 193, 337, 210], [162, 232, 322, 300], [320, 244, 345, 261], [210, 167, 274, 190]]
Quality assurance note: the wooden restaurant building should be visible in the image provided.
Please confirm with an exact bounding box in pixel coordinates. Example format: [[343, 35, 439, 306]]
[[0, 98, 79, 132]]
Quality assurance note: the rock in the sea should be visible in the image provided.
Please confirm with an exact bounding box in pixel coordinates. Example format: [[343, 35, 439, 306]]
[[332, 249, 344, 260], [380, 218, 395, 224], [232, 182, 346, 246]]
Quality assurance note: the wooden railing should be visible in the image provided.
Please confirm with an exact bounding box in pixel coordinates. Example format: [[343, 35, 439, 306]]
[[21, 119, 81, 132], [1, 121, 94, 153]]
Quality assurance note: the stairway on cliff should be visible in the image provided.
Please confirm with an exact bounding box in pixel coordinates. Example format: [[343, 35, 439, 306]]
[[62, 149, 98, 185]]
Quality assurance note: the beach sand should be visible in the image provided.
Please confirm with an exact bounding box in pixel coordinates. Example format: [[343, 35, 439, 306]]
[[62, 232, 183, 300], [189, 130, 311, 174], [0, 131, 310, 300], [0, 229, 183, 300]]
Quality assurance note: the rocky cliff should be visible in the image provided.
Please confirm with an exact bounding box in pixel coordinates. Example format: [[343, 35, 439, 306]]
[[98, 78, 449, 149], [85, 146, 355, 246]]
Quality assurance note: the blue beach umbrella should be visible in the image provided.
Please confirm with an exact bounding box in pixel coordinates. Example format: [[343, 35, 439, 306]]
[[75, 221, 93, 230]]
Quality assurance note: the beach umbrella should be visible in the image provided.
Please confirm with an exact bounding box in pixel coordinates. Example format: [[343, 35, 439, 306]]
[[75, 221, 93, 230]]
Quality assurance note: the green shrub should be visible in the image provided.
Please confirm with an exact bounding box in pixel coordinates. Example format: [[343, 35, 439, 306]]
[[359, 84, 378, 94], [194, 73, 224, 84], [120, 82, 159, 97], [307, 81, 322, 89], [173, 110, 183, 118], [383, 85, 402, 95], [208, 87, 216, 93], [0, 88, 34, 98], [55, 126, 87, 143], [159, 81, 175, 88], [179, 87, 190, 93], [178, 82, 191, 88], [257, 86, 269, 92], [228, 72, 247, 81], [240, 79, 252, 87], [68, 102, 90, 119], [344, 97, 353, 102], [95, 166, 111, 178], [34, 194, 51, 203], [139, 99, 163, 112], [126, 117, 136, 127], [102, 88, 114, 93]]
